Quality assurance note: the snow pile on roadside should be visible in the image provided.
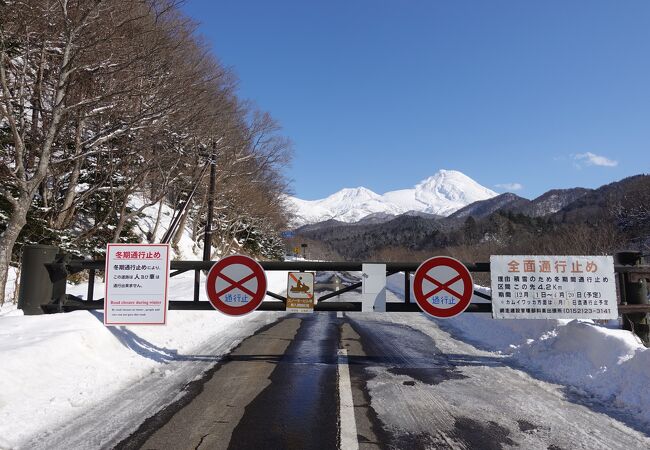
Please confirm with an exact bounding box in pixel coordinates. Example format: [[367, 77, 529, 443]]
[[511, 321, 650, 420], [435, 295, 650, 427], [449, 311, 648, 410], [387, 271, 650, 426], [441, 312, 567, 352], [0, 271, 288, 448]]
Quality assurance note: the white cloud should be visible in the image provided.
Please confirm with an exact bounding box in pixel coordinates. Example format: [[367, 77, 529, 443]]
[[574, 152, 618, 167], [495, 182, 523, 191]]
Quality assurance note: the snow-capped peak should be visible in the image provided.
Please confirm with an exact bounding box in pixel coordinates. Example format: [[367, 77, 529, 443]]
[[414, 170, 498, 216], [323, 187, 382, 203], [285, 170, 497, 226]]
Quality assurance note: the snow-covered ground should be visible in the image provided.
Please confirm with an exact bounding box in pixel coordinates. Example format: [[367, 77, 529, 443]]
[[347, 312, 650, 448], [2, 271, 649, 447], [0, 270, 288, 449]]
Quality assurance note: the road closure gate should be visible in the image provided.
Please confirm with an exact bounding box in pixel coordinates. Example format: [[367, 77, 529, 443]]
[[37, 259, 491, 314], [14, 247, 649, 343], [21, 251, 646, 316]]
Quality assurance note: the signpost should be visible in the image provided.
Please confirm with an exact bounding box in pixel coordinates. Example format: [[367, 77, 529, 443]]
[[286, 272, 315, 313], [490, 255, 618, 320], [413, 256, 474, 318], [104, 243, 170, 325], [206, 255, 267, 316]]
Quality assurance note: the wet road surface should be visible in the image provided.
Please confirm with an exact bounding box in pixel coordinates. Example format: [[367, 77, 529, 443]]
[[117, 311, 650, 450]]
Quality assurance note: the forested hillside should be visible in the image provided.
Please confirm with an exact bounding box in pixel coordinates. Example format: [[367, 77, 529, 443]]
[[0, 0, 292, 303]]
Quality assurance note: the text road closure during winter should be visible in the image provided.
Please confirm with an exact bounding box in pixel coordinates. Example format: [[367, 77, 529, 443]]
[[104, 243, 170, 325], [490, 255, 617, 319]]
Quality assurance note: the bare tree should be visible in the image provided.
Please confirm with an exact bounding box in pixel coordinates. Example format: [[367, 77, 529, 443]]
[[0, 0, 293, 303]]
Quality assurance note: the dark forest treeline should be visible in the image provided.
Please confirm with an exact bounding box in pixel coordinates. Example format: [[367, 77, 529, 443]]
[[0, 0, 292, 303]]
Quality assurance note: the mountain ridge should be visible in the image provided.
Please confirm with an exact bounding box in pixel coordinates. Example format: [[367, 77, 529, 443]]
[[293, 174, 649, 260], [285, 169, 497, 226]]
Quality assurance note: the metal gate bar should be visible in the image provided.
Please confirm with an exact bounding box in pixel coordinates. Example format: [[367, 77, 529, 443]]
[[39, 257, 650, 315]]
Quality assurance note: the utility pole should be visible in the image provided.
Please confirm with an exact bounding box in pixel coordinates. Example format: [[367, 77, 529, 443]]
[[203, 141, 217, 263], [194, 141, 217, 302]]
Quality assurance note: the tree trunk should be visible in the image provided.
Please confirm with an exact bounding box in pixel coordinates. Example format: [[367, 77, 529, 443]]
[[192, 191, 208, 242], [172, 206, 190, 248], [0, 199, 29, 304], [148, 199, 165, 243], [54, 116, 86, 229], [112, 200, 129, 243], [0, 36, 73, 303]]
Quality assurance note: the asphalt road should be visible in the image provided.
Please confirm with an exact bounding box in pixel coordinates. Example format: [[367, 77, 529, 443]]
[[116, 309, 650, 450]]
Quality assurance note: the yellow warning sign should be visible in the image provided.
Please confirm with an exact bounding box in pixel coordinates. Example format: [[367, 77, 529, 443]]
[[286, 272, 314, 313]]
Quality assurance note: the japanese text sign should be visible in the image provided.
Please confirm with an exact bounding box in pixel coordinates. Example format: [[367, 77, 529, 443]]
[[104, 243, 170, 325], [490, 255, 617, 320]]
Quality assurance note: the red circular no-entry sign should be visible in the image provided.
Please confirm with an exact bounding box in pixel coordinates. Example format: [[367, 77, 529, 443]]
[[206, 255, 267, 316], [413, 256, 473, 318]]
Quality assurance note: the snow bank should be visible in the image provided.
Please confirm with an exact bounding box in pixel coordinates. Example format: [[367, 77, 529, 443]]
[[512, 321, 650, 421], [441, 313, 568, 352], [0, 270, 289, 448], [435, 292, 650, 427], [388, 271, 650, 426]]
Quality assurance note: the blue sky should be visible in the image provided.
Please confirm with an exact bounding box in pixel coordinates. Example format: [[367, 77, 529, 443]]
[[182, 1, 650, 200]]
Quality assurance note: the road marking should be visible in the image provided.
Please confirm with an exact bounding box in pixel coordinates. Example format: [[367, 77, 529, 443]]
[[338, 348, 358, 450], [337, 311, 344, 319]]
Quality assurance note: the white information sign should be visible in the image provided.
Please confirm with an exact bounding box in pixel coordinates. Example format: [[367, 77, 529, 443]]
[[490, 255, 617, 320], [104, 243, 170, 325]]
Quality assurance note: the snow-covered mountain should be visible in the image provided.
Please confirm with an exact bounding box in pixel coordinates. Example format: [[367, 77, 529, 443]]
[[285, 169, 497, 226]]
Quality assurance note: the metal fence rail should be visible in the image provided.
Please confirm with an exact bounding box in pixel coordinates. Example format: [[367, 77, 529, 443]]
[[40, 257, 649, 315], [58, 259, 490, 306]]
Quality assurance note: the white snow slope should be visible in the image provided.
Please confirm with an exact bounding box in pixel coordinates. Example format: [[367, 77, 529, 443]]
[[285, 169, 497, 226]]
